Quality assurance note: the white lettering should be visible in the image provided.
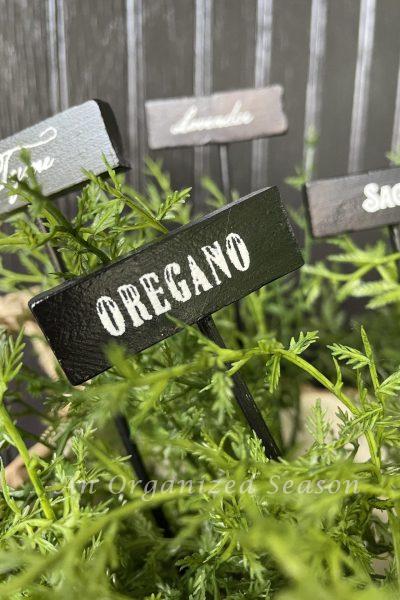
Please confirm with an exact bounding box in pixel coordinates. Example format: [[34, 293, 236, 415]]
[[201, 241, 231, 285], [0, 126, 58, 204], [96, 296, 126, 336], [140, 273, 171, 316], [226, 233, 250, 271], [187, 255, 213, 295], [118, 284, 152, 327], [96, 232, 252, 336], [164, 262, 191, 302], [362, 181, 400, 213], [170, 101, 254, 136]]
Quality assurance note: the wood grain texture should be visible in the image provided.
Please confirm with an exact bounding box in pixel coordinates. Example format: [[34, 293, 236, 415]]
[[251, 0, 274, 191], [317, 0, 360, 178], [0, 101, 128, 215], [347, 0, 376, 175], [62, 0, 128, 158], [305, 167, 400, 237], [144, 0, 195, 193], [2, 2, 400, 240], [268, 0, 311, 206], [30, 187, 303, 385], [212, 0, 257, 197], [0, 0, 51, 137], [363, 0, 400, 172]]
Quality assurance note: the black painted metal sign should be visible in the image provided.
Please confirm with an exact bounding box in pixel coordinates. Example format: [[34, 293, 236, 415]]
[[29, 187, 303, 385], [145, 86, 288, 149], [0, 100, 127, 215], [304, 167, 400, 237]]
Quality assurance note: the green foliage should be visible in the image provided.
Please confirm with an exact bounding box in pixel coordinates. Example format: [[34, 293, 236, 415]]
[[0, 155, 399, 599], [328, 343, 370, 369]]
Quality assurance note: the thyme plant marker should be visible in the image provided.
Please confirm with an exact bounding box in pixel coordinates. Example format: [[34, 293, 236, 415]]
[[0, 103, 171, 535], [0, 100, 126, 212], [145, 86, 288, 459], [29, 187, 303, 460], [304, 167, 400, 268]]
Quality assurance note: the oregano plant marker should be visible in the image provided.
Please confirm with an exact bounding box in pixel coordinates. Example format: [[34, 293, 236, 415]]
[[0, 104, 172, 536], [29, 187, 304, 460]]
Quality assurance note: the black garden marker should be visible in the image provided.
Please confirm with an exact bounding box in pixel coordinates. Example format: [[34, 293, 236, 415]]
[[29, 187, 304, 460], [304, 166, 400, 269], [0, 103, 172, 535]]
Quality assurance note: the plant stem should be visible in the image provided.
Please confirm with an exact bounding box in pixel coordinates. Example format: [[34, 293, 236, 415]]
[[42, 203, 110, 264], [277, 350, 359, 415], [0, 386, 55, 520], [275, 349, 381, 471], [8, 182, 110, 264]]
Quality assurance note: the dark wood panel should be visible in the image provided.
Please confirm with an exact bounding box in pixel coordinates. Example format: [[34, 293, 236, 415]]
[[268, 0, 312, 206], [0, 0, 51, 137], [211, 0, 257, 198], [317, 0, 360, 179], [143, 0, 195, 194], [363, 0, 400, 171], [63, 0, 128, 158], [1, 1, 400, 242]]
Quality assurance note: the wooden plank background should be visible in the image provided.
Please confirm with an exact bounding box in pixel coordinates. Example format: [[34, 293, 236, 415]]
[[1, 0, 400, 218]]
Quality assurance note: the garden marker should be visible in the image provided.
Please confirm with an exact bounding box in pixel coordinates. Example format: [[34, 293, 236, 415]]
[[145, 86, 288, 459], [304, 167, 400, 274], [145, 85, 288, 208], [304, 167, 400, 237], [29, 186, 303, 460], [0, 104, 172, 536], [146, 86, 287, 149], [0, 100, 128, 214]]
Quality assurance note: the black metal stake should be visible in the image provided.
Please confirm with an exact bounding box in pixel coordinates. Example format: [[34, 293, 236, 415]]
[[197, 314, 280, 460], [166, 212, 280, 461], [37, 218, 172, 536]]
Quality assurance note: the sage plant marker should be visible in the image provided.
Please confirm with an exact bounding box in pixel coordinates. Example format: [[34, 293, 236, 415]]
[[29, 187, 303, 460], [145, 87, 288, 458], [304, 167, 400, 270], [0, 103, 172, 535]]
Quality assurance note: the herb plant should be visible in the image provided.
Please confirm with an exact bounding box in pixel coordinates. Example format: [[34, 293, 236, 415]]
[[0, 154, 399, 599]]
